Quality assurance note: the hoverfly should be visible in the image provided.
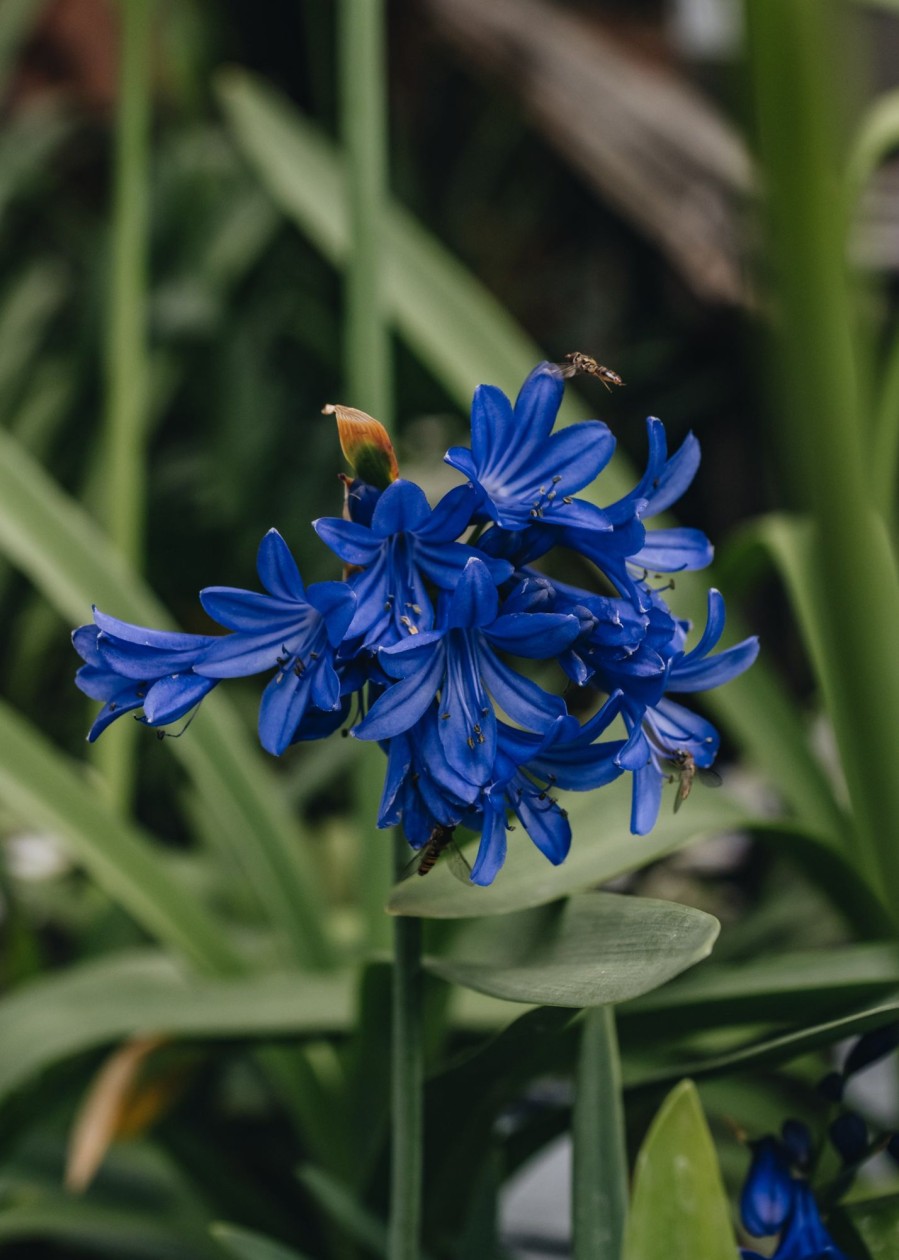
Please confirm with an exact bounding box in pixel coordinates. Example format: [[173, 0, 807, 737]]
[[556, 352, 624, 391], [401, 824, 472, 883], [661, 751, 722, 813]]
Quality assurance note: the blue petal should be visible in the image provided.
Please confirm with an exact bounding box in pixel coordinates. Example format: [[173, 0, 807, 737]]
[[513, 363, 564, 445], [312, 517, 383, 566], [648, 697, 719, 766], [200, 588, 304, 631], [354, 648, 444, 740], [72, 624, 102, 667], [668, 637, 759, 693], [444, 444, 480, 486], [470, 802, 508, 885], [513, 787, 571, 864], [310, 660, 341, 711], [416, 483, 481, 541], [258, 669, 315, 756], [543, 497, 613, 532], [371, 478, 432, 535], [93, 609, 210, 652], [446, 558, 499, 629], [470, 383, 516, 467], [681, 589, 727, 661], [631, 528, 714, 573], [631, 762, 663, 835], [485, 612, 579, 658], [195, 620, 316, 678], [86, 692, 144, 741], [438, 636, 496, 786], [257, 529, 305, 601], [478, 647, 566, 732], [306, 581, 357, 645], [97, 637, 209, 681], [740, 1138, 795, 1237], [142, 673, 216, 725], [642, 431, 701, 517]]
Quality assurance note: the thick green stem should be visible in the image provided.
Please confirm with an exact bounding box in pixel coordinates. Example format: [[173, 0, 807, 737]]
[[337, 4, 414, 1253], [389, 835, 423, 1260], [746, 0, 899, 917], [97, 0, 152, 812], [339, 0, 392, 421], [572, 1006, 628, 1260]]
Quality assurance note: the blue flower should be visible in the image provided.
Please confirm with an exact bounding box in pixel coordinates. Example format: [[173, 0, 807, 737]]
[[355, 557, 579, 790], [445, 362, 616, 532], [741, 1137, 795, 1238], [193, 529, 356, 755], [73, 618, 218, 741], [313, 478, 511, 651], [588, 590, 758, 833]]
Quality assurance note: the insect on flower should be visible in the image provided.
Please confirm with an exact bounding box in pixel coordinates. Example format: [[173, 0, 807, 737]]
[[556, 351, 624, 391], [661, 750, 722, 812], [402, 825, 472, 883]]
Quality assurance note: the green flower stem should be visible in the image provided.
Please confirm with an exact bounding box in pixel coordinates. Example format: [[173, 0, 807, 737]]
[[746, 0, 899, 915], [339, 0, 392, 422], [337, 5, 418, 1256], [97, 0, 152, 812], [572, 1006, 627, 1260], [389, 834, 423, 1260]]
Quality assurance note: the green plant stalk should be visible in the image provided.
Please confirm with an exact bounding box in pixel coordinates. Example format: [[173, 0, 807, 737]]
[[746, 0, 899, 914], [572, 1006, 628, 1260], [390, 835, 423, 1260], [339, 0, 391, 421], [337, 3, 419, 1254], [97, 0, 152, 812]]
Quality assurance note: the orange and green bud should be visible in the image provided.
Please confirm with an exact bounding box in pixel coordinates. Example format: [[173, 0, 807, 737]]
[[322, 403, 398, 489]]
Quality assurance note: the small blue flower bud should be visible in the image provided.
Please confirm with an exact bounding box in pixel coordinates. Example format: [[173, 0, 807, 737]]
[[829, 1111, 868, 1165]]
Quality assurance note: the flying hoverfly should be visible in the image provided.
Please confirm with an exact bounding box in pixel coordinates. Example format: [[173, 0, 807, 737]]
[[401, 824, 473, 883], [661, 751, 722, 813], [555, 351, 624, 391]]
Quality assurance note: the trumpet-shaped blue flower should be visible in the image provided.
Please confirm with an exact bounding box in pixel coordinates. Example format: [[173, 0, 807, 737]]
[[193, 529, 356, 755], [313, 478, 511, 651], [73, 617, 219, 741], [355, 558, 579, 789], [445, 362, 616, 533]]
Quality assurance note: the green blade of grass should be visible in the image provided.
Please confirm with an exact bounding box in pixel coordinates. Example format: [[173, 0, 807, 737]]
[[0, 703, 239, 975]]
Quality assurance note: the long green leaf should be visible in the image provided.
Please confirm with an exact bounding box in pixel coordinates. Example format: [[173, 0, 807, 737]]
[[572, 1007, 627, 1260], [212, 1224, 311, 1260], [622, 1080, 738, 1260], [626, 995, 899, 1091], [838, 1194, 899, 1260], [0, 701, 238, 975], [0, 423, 333, 967], [216, 68, 847, 853], [622, 941, 899, 1033], [0, 948, 354, 1106], [427, 893, 719, 1007], [0, 1197, 225, 1259]]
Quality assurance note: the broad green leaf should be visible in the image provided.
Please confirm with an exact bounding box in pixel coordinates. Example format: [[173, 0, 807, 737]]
[[216, 68, 847, 859], [0, 423, 333, 968], [391, 778, 751, 918], [426, 893, 719, 1007], [623, 941, 899, 1033], [626, 994, 899, 1091], [211, 1223, 311, 1260], [0, 700, 238, 976], [623, 1080, 738, 1260], [0, 950, 354, 1107]]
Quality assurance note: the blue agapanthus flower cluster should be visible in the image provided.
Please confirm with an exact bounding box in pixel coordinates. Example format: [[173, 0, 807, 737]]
[[73, 363, 757, 885]]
